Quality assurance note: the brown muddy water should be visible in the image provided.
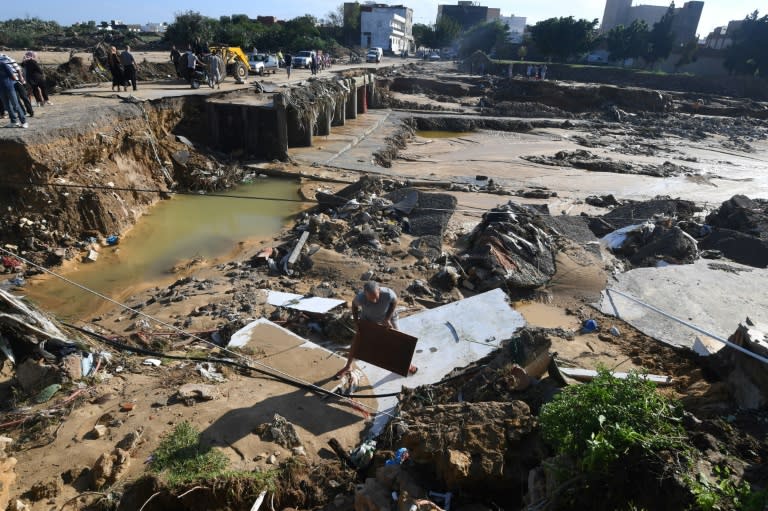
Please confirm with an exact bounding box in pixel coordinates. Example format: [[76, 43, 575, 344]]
[[24, 179, 304, 319]]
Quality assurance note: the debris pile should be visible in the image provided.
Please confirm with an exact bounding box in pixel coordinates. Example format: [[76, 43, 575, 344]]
[[592, 195, 768, 269], [458, 202, 558, 290], [699, 195, 768, 268], [523, 150, 692, 177], [710, 318, 768, 409]]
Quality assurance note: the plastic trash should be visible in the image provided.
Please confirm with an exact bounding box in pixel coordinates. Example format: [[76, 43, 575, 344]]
[[385, 447, 410, 465], [143, 358, 162, 367], [349, 439, 376, 468], [34, 383, 61, 404], [609, 326, 621, 337], [81, 352, 94, 376], [106, 235, 119, 246], [582, 319, 599, 333]]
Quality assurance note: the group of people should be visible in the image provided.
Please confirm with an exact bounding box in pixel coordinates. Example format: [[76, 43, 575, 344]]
[[526, 63, 548, 80], [0, 51, 51, 129], [106, 46, 138, 92]]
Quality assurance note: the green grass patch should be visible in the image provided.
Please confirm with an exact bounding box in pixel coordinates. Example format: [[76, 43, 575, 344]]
[[150, 421, 229, 486], [539, 368, 686, 471]]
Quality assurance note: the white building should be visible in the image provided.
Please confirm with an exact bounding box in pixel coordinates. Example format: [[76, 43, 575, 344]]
[[142, 22, 168, 33], [499, 15, 526, 44], [360, 4, 414, 54]]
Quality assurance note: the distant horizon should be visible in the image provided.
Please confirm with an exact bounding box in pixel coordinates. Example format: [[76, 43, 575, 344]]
[[2, 1, 762, 40]]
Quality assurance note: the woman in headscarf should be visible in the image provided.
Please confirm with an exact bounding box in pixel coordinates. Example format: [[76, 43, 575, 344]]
[[22, 51, 50, 106], [107, 46, 125, 92]]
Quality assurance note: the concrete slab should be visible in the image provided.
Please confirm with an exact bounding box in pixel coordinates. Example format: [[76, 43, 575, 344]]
[[266, 291, 345, 314], [358, 288, 526, 434], [598, 259, 768, 350]]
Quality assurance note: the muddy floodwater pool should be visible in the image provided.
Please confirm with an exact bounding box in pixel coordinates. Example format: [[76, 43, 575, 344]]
[[24, 179, 304, 319], [415, 130, 474, 139]]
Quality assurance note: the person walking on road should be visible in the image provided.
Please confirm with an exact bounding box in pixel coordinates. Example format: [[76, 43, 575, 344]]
[[185, 48, 200, 82], [335, 281, 417, 379], [0, 53, 28, 128], [22, 51, 51, 106], [107, 46, 124, 91], [207, 52, 222, 89], [121, 46, 137, 91], [284, 53, 292, 79]]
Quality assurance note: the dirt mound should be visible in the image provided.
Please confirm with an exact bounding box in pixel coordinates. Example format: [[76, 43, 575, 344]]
[[706, 195, 768, 240], [523, 149, 692, 177], [491, 79, 673, 114], [698, 229, 768, 268], [592, 197, 699, 232]]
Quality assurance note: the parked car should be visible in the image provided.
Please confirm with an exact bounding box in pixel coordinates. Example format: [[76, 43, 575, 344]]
[[293, 50, 315, 69], [365, 46, 384, 64], [428, 52, 441, 61], [366, 50, 381, 63], [247, 53, 265, 74], [248, 53, 280, 75]]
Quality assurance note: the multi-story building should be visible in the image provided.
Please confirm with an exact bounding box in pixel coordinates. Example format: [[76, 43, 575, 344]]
[[437, 1, 501, 31], [358, 3, 414, 53], [704, 20, 743, 49], [600, 0, 704, 44], [499, 15, 526, 44]]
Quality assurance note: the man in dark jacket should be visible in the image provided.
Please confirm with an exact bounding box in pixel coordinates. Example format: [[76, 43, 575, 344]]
[[121, 46, 137, 91]]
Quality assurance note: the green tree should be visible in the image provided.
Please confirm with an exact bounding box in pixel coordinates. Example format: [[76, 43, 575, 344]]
[[342, 2, 361, 46], [606, 19, 649, 63], [674, 37, 699, 70], [412, 23, 435, 49], [459, 20, 509, 57], [433, 16, 461, 48], [164, 11, 217, 48], [530, 16, 599, 61], [724, 10, 768, 76], [646, 3, 676, 66]]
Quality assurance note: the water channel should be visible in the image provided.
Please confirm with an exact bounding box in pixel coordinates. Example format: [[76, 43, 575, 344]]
[[24, 179, 305, 320]]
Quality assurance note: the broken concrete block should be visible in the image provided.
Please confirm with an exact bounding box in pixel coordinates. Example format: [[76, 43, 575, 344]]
[[256, 414, 303, 449], [0, 456, 17, 511], [177, 383, 220, 404], [91, 425, 108, 439], [16, 359, 59, 394], [116, 430, 143, 453], [60, 353, 83, 380], [90, 448, 131, 490]]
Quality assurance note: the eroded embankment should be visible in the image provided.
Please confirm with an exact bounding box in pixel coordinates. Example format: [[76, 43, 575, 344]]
[[0, 95, 212, 267]]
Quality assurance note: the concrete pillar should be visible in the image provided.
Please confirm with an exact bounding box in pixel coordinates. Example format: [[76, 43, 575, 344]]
[[357, 82, 367, 114], [332, 93, 346, 126], [367, 74, 377, 108], [206, 102, 220, 148], [287, 108, 312, 148], [346, 78, 357, 119], [316, 103, 332, 136], [273, 94, 289, 160]]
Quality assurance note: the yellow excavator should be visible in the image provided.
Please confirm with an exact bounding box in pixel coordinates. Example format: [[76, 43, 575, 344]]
[[208, 45, 250, 83]]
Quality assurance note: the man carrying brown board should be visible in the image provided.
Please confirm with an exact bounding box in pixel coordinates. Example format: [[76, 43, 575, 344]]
[[336, 281, 417, 378]]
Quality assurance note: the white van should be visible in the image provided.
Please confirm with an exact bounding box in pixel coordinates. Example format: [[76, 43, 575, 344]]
[[369, 47, 383, 61]]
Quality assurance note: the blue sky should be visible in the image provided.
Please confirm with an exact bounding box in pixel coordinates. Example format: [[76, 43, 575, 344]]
[[3, 0, 761, 37]]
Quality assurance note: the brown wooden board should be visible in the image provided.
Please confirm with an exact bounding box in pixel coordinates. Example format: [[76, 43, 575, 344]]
[[352, 320, 418, 376]]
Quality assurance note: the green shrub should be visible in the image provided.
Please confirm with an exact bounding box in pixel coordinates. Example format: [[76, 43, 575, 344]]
[[539, 368, 686, 471], [150, 421, 229, 486]]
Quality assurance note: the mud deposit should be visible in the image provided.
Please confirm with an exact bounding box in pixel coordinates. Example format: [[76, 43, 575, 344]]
[[1, 60, 768, 511]]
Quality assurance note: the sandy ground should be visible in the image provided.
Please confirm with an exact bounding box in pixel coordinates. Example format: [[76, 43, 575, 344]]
[[4, 60, 767, 510]]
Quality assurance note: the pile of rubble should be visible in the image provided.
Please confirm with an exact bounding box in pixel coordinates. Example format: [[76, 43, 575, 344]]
[[523, 149, 692, 177], [251, 177, 457, 277], [457, 202, 558, 291], [588, 195, 768, 270]]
